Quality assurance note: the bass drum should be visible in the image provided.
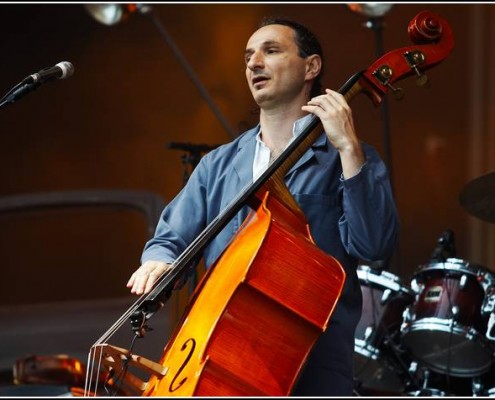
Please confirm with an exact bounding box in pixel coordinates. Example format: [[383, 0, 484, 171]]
[[354, 265, 414, 395], [401, 258, 495, 377]]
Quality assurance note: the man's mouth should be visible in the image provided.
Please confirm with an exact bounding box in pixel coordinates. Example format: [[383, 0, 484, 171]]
[[252, 75, 269, 88]]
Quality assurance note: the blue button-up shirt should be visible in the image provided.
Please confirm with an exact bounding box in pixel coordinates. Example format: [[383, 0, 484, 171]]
[[142, 123, 399, 394]]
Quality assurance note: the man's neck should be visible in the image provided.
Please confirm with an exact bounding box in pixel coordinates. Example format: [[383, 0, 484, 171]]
[[258, 103, 308, 152]]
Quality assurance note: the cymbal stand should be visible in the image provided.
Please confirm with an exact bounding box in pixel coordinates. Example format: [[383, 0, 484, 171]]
[[166, 142, 219, 186]]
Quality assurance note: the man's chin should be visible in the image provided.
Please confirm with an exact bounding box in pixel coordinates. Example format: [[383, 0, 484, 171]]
[[252, 92, 273, 108]]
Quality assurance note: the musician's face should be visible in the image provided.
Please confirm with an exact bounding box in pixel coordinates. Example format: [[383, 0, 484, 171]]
[[244, 24, 315, 108]]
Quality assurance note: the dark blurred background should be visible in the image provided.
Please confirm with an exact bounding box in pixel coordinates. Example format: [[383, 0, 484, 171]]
[[0, 2, 494, 393]]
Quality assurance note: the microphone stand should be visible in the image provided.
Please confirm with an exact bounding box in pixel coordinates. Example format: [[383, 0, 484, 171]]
[[140, 5, 238, 140], [0, 80, 41, 111], [366, 16, 394, 192]]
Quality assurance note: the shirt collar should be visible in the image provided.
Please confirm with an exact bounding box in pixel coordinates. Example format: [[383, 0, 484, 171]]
[[255, 113, 314, 147]]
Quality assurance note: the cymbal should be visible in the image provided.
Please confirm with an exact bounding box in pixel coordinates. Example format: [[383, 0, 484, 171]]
[[460, 171, 495, 223]]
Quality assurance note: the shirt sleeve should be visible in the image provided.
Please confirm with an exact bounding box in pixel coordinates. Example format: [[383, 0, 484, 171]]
[[338, 144, 399, 262], [141, 155, 209, 266]]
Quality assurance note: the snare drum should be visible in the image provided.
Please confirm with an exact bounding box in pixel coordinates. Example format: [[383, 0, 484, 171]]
[[401, 258, 495, 377], [354, 265, 415, 393]]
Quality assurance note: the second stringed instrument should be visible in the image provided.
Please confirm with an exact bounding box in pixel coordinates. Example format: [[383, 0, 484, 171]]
[[83, 10, 454, 397]]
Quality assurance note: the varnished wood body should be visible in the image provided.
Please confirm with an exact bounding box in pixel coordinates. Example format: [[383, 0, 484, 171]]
[[85, 10, 455, 397], [143, 190, 345, 396]]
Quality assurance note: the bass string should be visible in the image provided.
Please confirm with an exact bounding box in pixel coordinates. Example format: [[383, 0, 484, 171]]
[[84, 345, 104, 396], [82, 82, 358, 395], [82, 113, 330, 395], [91, 170, 256, 344], [87, 121, 315, 346], [86, 8, 453, 354]]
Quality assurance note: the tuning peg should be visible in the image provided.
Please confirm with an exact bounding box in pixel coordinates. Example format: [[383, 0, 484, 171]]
[[403, 50, 430, 87], [415, 72, 430, 87], [372, 65, 405, 100], [409, 63, 429, 87], [387, 83, 405, 100]]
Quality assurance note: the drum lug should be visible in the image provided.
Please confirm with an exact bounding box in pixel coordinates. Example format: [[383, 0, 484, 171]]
[[381, 289, 392, 305], [477, 269, 495, 292], [451, 305, 459, 320], [401, 306, 414, 330], [402, 305, 411, 321], [486, 313, 495, 341], [410, 278, 423, 296], [408, 361, 418, 375], [482, 291, 495, 315], [460, 274, 467, 290], [364, 326, 374, 341], [472, 376, 484, 396]]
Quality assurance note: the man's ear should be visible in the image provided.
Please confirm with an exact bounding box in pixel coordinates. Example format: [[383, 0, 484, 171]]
[[305, 54, 322, 81]]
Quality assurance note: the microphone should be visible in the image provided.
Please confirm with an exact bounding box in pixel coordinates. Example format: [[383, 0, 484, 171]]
[[22, 61, 74, 85], [430, 229, 456, 262], [0, 61, 74, 110]]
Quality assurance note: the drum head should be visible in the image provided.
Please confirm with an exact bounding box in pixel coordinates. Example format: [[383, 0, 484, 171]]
[[402, 324, 493, 377], [415, 258, 493, 281]]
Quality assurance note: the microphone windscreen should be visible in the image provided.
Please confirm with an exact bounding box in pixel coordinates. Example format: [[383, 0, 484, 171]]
[[57, 61, 74, 79]]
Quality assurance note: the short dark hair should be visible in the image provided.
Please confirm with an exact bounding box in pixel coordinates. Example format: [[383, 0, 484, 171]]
[[258, 17, 324, 98]]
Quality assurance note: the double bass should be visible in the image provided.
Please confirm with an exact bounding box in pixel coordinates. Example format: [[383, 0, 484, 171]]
[[83, 10, 454, 397]]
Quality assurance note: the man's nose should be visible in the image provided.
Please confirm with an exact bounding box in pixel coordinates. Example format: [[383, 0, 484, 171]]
[[247, 52, 264, 70]]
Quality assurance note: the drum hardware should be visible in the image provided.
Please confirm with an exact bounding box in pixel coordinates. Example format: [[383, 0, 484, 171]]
[[401, 258, 495, 377], [406, 366, 443, 396], [405, 364, 486, 396], [446, 318, 456, 392], [355, 251, 495, 395], [363, 326, 374, 343], [481, 290, 495, 340], [411, 369, 447, 396], [354, 265, 417, 394], [486, 313, 495, 341], [408, 360, 418, 377], [481, 364, 495, 398], [381, 288, 392, 304], [383, 335, 420, 389], [472, 376, 484, 396], [482, 290, 495, 314], [477, 271, 495, 294], [430, 229, 456, 263]]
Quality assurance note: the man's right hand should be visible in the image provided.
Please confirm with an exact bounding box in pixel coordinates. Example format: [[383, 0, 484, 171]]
[[126, 260, 172, 295]]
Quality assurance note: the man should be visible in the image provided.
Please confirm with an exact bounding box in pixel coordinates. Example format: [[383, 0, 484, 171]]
[[127, 18, 398, 396]]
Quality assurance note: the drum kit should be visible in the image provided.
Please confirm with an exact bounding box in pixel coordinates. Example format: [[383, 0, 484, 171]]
[[3, 172, 495, 396], [354, 172, 495, 396]]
